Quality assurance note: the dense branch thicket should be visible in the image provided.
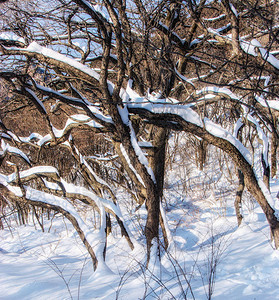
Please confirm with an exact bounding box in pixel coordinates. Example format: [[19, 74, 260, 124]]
[[0, 0, 279, 270]]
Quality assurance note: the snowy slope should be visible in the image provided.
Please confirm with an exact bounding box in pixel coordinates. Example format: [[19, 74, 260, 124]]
[[1, 143, 279, 300]]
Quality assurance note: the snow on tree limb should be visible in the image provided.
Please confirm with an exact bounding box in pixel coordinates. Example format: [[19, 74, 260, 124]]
[[6, 166, 59, 184], [0, 176, 99, 270], [127, 100, 254, 164], [118, 105, 156, 183], [119, 143, 145, 187], [23, 87, 47, 115], [1, 140, 31, 165], [33, 83, 114, 129], [246, 114, 269, 167], [0, 42, 116, 94], [196, 86, 240, 101]]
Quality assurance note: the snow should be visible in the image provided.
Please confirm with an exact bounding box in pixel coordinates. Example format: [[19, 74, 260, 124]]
[[207, 28, 279, 70], [74, 146, 111, 190], [23, 42, 114, 94], [24, 186, 108, 262], [38, 134, 52, 146], [118, 105, 156, 183], [120, 143, 145, 187], [175, 68, 195, 87], [52, 114, 103, 138], [93, 4, 111, 22], [7, 166, 59, 183], [196, 86, 239, 101], [1, 140, 31, 165], [204, 118, 252, 164], [240, 38, 279, 69], [247, 114, 269, 166], [126, 79, 141, 100], [255, 94, 279, 111], [0, 32, 25, 44], [86, 154, 118, 161], [203, 14, 226, 22], [0, 132, 12, 140], [88, 106, 113, 124], [0, 173, 23, 197], [229, 3, 238, 17], [256, 40, 279, 69], [2, 26, 279, 300], [158, 21, 185, 45], [233, 118, 243, 138], [35, 83, 114, 125], [240, 38, 258, 56], [127, 99, 254, 166], [19, 132, 43, 143], [25, 88, 47, 114], [128, 101, 204, 127], [1, 145, 279, 299], [159, 202, 174, 247], [35, 84, 86, 105]]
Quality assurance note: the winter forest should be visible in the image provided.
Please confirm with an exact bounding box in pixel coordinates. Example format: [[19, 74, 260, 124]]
[[0, 0, 279, 299]]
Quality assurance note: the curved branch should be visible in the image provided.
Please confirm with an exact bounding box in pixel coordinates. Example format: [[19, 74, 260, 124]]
[[0, 183, 98, 270], [128, 103, 279, 246]]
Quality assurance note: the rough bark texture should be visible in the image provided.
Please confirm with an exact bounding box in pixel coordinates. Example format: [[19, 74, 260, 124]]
[[149, 126, 168, 201], [271, 130, 278, 178], [235, 169, 244, 226], [146, 126, 169, 249], [262, 153, 271, 191], [197, 139, 208, 171]]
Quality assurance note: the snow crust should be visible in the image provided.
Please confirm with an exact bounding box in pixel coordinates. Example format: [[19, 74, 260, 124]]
[[51, 114, 103, 138], [203, 14, 226, 22], [0, 32, 25, 43], [240, 39, 279, 69], [1, 149, 279, 300], [255, 94, 279, 111], [127, 101, 203, 127], [6, 166, 59, 183]]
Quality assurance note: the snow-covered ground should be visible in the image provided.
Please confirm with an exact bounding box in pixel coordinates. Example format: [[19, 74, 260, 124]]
[[1, 144, 279, 300]]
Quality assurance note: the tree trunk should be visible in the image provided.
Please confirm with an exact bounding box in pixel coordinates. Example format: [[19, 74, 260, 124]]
[[262, 153, 270, 190], [145, 186, 160, 262], [149, 127, 168, 200], [235, 170, 244, 226], [271, 130, 278, 178], [181, 118, 279, 248], [197, 139, 208, 171], [148, 126, 169, 249]]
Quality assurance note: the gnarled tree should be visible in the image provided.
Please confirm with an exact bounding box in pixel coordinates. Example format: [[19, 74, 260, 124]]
[[1, 0, 279, 270]]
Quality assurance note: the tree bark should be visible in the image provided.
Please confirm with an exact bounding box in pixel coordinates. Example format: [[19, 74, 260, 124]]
[[271, 130, 278, 178], [262, 153, 271, 190], [235, 169, 244, 226], [144, 184, 160, 262], [149, 126, 168, 200], [148, 126, 169, 249]]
